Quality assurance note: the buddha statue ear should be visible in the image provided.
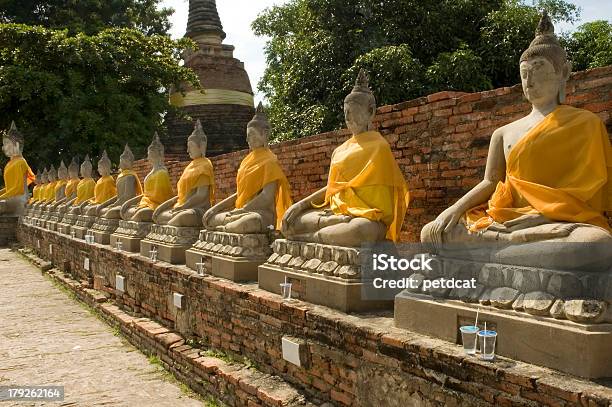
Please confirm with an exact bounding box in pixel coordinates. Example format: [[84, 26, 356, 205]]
[[558, 60, 572, 104]]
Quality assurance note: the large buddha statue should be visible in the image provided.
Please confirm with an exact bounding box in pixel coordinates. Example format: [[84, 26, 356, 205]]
[[120, 133, 173, 222], [203, 104, 291, 234], [0, 122, 35, 216], [280, 70, 410, 247], [67, 156, 96, 215], [83, 151, 117, 216], [152, 120, 213, 227], [421, 12, 611, 272], [99, 145, 142, 219]]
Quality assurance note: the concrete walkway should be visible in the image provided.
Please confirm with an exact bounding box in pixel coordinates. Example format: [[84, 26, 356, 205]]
[[0, 248, 204, 406]]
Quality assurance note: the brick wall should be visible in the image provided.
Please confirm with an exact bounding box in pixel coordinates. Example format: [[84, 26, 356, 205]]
[[19, 226, 612, 407], [136, 66, 612, 242]]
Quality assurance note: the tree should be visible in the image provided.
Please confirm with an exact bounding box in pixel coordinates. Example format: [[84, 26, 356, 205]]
[[0, 0, 173, 36], [0, 24, 199, 169], [253, 0, 583, 142], [564, 20, 612, 71]]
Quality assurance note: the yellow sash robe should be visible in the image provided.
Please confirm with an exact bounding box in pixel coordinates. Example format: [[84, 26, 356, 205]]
[[174, 157, 215, 208], [74, 178, 96, 205], [89, 176, 116, 205], [235, 147, 293, 230], [29, 184, 41, 203], [467, 105, 611, 233], [44, 181, 58, 202], [0, 156, 35, 199], [64, 178, 80, 198], [315, 131, 410, 242], [138, 169, 173, 210], [117, 169, 143, 196], [53, 180, 67, 202]]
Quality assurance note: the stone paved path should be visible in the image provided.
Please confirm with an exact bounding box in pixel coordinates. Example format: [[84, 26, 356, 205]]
[[0, 249, 204, 406]]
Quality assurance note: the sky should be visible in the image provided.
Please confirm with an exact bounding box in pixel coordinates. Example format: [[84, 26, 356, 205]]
[[159, 0, 612, 104]]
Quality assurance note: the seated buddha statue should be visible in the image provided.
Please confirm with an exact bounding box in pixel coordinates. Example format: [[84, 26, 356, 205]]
[[152, 120, 213, 227], [82, 151, 117, 216], [27, 171, 42, 205], [0, 122, 35, 215], [120, 133, 173, 222], [68, 156, 97, 215], [31, 168, 49, 211], [41, 165, 58, 208], [48, 160, 69, 211], [204, 105, 292, 234], [421, 12, 611, 273], [54, 158, 81, 214], [281, 70, 410, 247], [99, 144, 142, 219]]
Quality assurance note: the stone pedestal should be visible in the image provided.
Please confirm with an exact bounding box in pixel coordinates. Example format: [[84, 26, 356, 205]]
[[0, 216, 18, 246], [110, 220, 153, 253], [91, 217, 120, 245], [258, 239, 392, 313], [185, 231, 272, 282], [58, 212, 79, 236], [70, 215, 96, 239], [140, 224, 200, 264], [394, 255, 612, 378], [46, 210, 62, 231]]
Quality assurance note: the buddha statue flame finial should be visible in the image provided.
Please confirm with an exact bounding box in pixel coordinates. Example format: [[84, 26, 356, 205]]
[[68, 157, 79, 174], [120, 144, 135, 163], [188, 120, 208, 147], [536, 10, 554, 36], [99, 150, 111, 168], [520, 10, 567, 72], [148, 132, 165, 155], [248, 102, 270, 132]]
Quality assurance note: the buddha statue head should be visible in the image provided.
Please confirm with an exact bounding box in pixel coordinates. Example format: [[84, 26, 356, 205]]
[[68, 157, 79, 179], [187, 120, 208, 159], [519, 11, 572, 105], [147, 132, 165, 166], [34, 170, 41, 185], [344, 69, 376, 135], [119, 144, 135, 170], [57, 160, 68, 180], [247, 103, 270, 149], [3, 121, 24, 158], [41, 168, 49, 183], [97, 150, 112, 177], [48, 164, 57, 182], [81, 155, 93, 178]]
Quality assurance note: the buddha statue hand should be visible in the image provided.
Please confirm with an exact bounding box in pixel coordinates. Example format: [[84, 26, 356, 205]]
[[424, 207, 463, 247], [281, 201, 308, 235], [487, 214, 551, 233]]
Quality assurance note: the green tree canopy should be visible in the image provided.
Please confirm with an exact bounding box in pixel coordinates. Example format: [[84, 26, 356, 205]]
[[0, 24, 199, 170], [0, 0, 173, 36], [253, 0, 592, 141], [564, 20, 612, 70]]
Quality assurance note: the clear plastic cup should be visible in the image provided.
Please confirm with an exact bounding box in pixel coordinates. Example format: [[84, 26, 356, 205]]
[[280, 282, 292, 300], [478, 330, 497, 360], [116, 241, 123, 252], [196, 262, 205, 275], [459, 325, 479, 355]]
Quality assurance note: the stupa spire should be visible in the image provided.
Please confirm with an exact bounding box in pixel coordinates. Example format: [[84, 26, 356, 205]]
[[185, 0, 226, 42]]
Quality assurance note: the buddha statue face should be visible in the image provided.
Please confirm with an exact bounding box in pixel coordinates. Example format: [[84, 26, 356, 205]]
[[119, 145, 134, 170], [3, 121, 23, 158], [147, 133, 164, 166], [344, 69, 376, 135], [246, 103, 269, 150], [81, 157, 93, 178], [57, 161, 68, 180], [48, 167, 57, 182], [68, 159, 79, 179], [187, 120, 207, 160], [97, 151, 111, 177], [519, 11, 571, 106]]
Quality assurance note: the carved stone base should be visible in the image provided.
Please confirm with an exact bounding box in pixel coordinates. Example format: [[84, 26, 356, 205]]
[[185, 230, 272, 282], [394, 292, 612, 378], [70, 215, 96, 239], [110, 221, 153, 253], [91, 217, 120, 245], [140, 224, 201, 264], [258, 239, 392, 312]]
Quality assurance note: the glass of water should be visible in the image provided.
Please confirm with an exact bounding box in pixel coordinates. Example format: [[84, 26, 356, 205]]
[[459, 325, 479, 355], [478, 330, 498, 360]]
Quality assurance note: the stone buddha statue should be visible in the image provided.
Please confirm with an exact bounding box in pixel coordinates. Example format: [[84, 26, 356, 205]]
[[31, 168, 48, 211], [83, 151, 117, 216], [54, 158, 80, 214], [99, 145, 142, 219], [68, 156, 96, 215], [152, 120, 213, 227], [0, 122, 35, 216], [42, 165, 58, 207], [280, 70, 410, 247], [120, 133, 173, 222], [28, 171, 42, 205], [420, 12, 611, 272], [48, 160, 68, 210], [203, 105, 292, 234]]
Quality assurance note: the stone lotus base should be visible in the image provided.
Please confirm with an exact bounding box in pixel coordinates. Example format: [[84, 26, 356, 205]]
[[110, 220, 152, 253], [70, 215, 96, 239], [57, 212, 80, 236], [395, 292, 612, 378], [258, 239, 392, 312], [140, 224, 201, 264], [91, 217, 120, 245], [185, 230, 272, 282]]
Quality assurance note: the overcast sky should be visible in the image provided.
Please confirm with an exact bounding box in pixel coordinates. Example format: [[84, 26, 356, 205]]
[[159, 0, 611, 104]]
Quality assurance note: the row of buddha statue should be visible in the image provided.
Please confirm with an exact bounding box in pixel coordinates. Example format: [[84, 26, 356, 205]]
[[5, 12, 611, 313]]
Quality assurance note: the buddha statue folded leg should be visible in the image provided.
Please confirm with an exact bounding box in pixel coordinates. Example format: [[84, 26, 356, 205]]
[[208, 209, 275, 234], [161, 208, 205, 227]]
